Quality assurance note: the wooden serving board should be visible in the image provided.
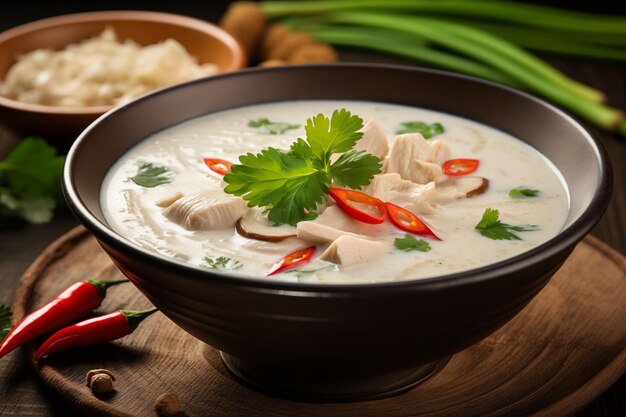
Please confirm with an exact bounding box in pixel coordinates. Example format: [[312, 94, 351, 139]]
[[12, 227, 626, 417]]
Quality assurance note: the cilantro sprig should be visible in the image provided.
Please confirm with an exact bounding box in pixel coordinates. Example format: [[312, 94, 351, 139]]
[[204, 256, 243, 270], [394, 234, 432, 252], [509, 187, 540, 198], [0, 304, 12, 343], [396, 121, 444, 138], [475, 208, 539, 240], [129, 162, 173, 188], [0, 137, 65, 224], [249, 118, 299, 135], [225, 109, 382, 226]]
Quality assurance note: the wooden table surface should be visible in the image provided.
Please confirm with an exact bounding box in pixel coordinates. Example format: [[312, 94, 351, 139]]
[[0, 2, 624, 416]]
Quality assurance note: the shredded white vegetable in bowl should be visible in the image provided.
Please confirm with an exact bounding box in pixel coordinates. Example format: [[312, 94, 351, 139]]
[[0, 28, 219, 107]]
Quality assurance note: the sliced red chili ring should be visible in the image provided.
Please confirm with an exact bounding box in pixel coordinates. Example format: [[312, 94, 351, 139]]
[[442, 158, 480, 176], [385, 202, 440, 240], [327, 188, 386, 224], [203, 158, 232, 175], [267, 246, 316, 276]]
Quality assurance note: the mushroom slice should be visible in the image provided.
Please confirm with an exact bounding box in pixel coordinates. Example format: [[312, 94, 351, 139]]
[[434, 176, 489, 202], [236, 217, 297, 242]]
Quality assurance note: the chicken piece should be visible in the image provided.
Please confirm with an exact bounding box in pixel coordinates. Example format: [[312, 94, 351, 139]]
[[429, 139, 450, 164], [384, 133, 447, 184], [155, 192, 184, 208], [297, 221, 366, 244], [319, 235, 391, 268], [164, 190, 246, 230], [363, 173, 436, 215], [354, 119, 390, 160]]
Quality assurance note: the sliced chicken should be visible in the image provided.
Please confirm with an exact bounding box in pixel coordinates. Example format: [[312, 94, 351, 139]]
[[384, 133, 447, 184], [297, 221, 366, 244], [164, 189, 246, 230], [363, 173, 436, 215], [429, 139, 450, 164], [155, 192, 184, 208], [354, 119, 390, 160], [319, 235, 392, 268]]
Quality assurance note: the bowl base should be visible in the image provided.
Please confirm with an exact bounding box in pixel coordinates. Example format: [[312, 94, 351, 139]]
[[219, 351, 450, 403]]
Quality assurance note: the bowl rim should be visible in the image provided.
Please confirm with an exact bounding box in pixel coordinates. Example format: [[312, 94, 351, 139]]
[[64, 63, 613, 292], [0, 9, 246, 115]]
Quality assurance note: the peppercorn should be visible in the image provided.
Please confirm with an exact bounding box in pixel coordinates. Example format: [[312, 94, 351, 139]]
[[155, 392, 181, 416], [86, 369, 115, 394]]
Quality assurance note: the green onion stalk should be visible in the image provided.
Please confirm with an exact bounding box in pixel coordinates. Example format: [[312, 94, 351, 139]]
[[261, 2, 625, 136]]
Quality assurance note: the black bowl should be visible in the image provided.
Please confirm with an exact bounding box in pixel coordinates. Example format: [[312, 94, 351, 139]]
[[63, 64, 612, 402]]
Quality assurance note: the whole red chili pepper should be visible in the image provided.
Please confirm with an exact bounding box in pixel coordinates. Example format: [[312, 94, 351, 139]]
[[35, 308, 157, 361], [0, 279, 127, 359]]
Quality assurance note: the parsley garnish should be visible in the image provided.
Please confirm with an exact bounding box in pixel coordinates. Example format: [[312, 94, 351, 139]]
[[475, 208, 539, 240], [129, 162, 173, 188], [394, 234, 432, 252], [287, 266, 334, 278], [249, 118, 299, 135], [0, 304, 12, 343], [396, 121, 444, 138], [509, 187, 540, 198], [225, 109, 382, 226], [0, 137, 65, 224], [204, 256, 243, 270]]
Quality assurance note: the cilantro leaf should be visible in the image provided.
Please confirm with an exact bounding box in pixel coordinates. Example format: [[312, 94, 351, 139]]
[[396, 121, 444, 139], [0, 137, 65, 225], [225, 109, 378, 226], [129, 162, 173, 188], [204, 256, 243, 270], [249, 118, 299, 135], [509, 187, 540, 198], [394, 234, 432, 252], [287, 266, 334, 278], [0, 304, 12, 343], [304, 109, 363, 160], [475, 208, 539, 240], [224, 148, 328, 226], [331, 150, 382, 189]]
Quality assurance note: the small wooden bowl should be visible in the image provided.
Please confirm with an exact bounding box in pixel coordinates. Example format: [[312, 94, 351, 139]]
[[0, 11, 246, 148]]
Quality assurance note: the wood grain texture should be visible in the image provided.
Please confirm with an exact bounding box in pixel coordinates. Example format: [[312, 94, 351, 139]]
[[9, 227, 626, 417]]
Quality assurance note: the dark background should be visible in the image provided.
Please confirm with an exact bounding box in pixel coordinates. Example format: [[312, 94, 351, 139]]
[[0, 2, 625, 416]]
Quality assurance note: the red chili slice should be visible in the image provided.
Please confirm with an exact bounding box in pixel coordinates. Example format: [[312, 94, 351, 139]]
[[442, 158, 480, 176], [267, 246, 316, 276], [327, 188, 386, 224], [203, 158, 232, 175], [385, 202, 440, 240]]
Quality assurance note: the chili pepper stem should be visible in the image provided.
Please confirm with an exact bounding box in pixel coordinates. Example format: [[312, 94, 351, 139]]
[[121, 308, 158, 331], [86, 279, 129, 299]]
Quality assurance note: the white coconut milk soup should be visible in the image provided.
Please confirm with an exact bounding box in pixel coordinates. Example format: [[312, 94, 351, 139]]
[[102, 100, 569, 284]]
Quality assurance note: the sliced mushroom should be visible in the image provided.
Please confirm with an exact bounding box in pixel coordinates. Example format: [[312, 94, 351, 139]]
[[435, 176, 489, 202], [236, 215, 297, 242]]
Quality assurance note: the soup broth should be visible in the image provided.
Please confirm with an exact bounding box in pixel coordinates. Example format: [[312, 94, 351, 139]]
[[101, 100, 569, 283]]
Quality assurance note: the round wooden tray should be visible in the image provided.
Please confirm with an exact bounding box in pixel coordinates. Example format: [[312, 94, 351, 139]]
[[12, 227, 626, 417]]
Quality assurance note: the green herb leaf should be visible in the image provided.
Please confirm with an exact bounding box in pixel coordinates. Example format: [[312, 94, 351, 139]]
[[0, 304, 12, 343], [287, 266, 334, 278], [394, 234, 432, 252], [225, 147, 327, 225], [475, 208, 539, 240], [330, 150, 382, 189], [0, 137, 65, 225], [509, 187, 540, 198], [225, 109, 380, 226], [129, 162, 173, 188], [305, 109, 364, 160], [396, 121, 445, 138], [204, 256, 243, 270], [249, 118, 299, 135]]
